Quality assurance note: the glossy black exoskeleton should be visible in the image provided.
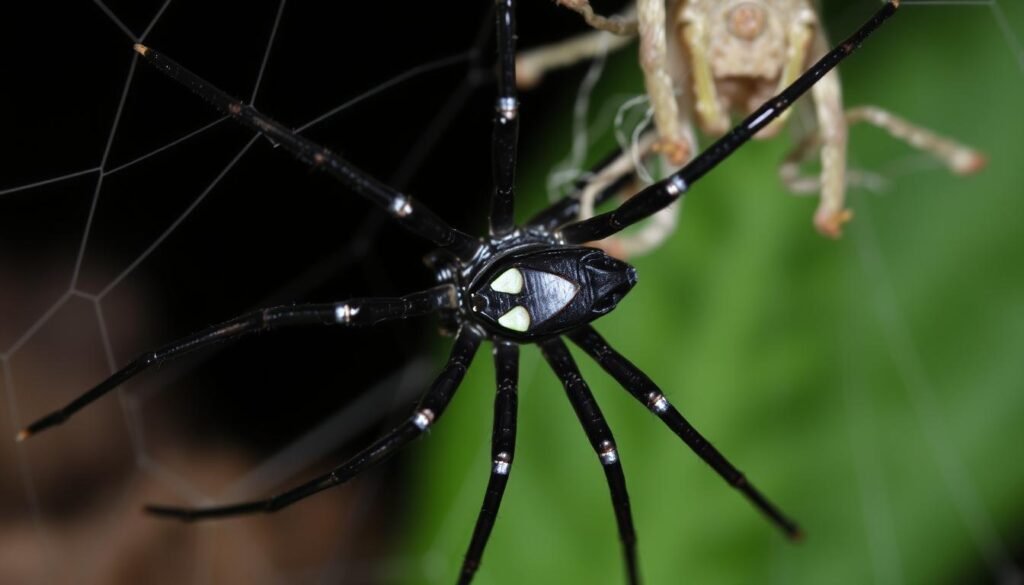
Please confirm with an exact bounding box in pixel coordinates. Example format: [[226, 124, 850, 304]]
[[428, 230, 637, 342], [19, 2, 899, 583]]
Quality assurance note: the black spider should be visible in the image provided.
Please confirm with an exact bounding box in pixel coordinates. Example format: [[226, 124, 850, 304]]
[[17, 1, 900, 583]]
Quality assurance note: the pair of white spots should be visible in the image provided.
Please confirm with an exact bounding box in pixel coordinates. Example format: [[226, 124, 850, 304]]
[[490, 266, 579, 333], [491, 267, 530, 331]]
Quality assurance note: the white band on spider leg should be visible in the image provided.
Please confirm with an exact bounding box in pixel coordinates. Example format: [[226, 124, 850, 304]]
[[412, 408, 435, 431], [598, 440, 619, 465], [493, 452, 512, 475], [646, 392, 669, 414], [497, 97, 519, 120], [391, 194, 413, 217], [335, 303, 359, 324], [665, 175, 687, 197]]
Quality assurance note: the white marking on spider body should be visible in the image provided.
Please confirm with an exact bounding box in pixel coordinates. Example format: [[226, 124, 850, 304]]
[[493, 452, 512, 475], [598, 440, 619, 465], [647, 392, 669, 414], [497, 97, 519, 120], [490, 267, 523, 294], [335, 304, 359, 324], [497, 306, 530, 332], [412, 408, 435, 431], [391, 195, 413, 217], [665, 175, 687, 196]]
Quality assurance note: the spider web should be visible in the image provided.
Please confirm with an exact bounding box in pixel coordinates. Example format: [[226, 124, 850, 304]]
[[0, 1, 505, 583], [1, 1, 1023, 584]]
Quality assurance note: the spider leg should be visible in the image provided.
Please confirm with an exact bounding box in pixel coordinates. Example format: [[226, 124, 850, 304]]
[[132, 45, 479, 258], [567, 325, 802, 540], [557, 1, 900, 245], [575, 128, 697, 260], [541, 338, 640, 585], [16, 286, 456, 441], [457, 341, 519, 585], [489, 0, 519, 237], [145, 327, 481, 521]]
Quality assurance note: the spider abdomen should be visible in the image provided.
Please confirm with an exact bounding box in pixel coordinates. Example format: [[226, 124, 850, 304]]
[[468, 247, 637, 341]]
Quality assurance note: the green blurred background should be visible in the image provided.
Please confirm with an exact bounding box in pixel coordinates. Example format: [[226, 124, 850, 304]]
[[403, 3, 1024, 584]]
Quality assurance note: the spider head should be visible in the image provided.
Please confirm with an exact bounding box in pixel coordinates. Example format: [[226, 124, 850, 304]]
[[467, 247, 637, 341]]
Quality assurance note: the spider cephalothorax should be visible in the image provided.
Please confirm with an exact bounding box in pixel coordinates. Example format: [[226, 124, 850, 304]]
[[430, 230, 637, 342], [17, 2, 900, 583]]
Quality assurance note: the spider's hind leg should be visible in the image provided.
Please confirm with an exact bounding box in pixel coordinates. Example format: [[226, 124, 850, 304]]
[[145, 328, 482, 521], [457, 341, 519, 585], [567, 325, 802, 540], [541, 338, 640, 585]]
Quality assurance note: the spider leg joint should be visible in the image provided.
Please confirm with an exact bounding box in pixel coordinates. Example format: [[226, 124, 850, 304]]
[[335, 304, 359, 324], [665, 175, 687, 197], [646, 392, 669, 414], [598, 440, 619, 465], [412, 408, 436, 431], [493, 452, 512, 475], [496, 97, 519, 121], [391, 195, 413, 218]]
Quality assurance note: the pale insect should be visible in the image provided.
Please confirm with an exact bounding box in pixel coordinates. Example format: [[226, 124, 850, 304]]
[[518, 0, 985, 256]]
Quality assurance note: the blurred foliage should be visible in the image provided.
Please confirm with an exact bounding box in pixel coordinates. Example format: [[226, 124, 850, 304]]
[[403, 3, 1024, 584]]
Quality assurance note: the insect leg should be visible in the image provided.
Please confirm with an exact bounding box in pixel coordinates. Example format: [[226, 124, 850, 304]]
[[557, 1, 900, 245]]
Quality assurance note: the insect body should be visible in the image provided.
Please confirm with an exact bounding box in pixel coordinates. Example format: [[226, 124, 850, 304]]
[[522, 0, 983, 250], [16, 2, 901, 583]]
